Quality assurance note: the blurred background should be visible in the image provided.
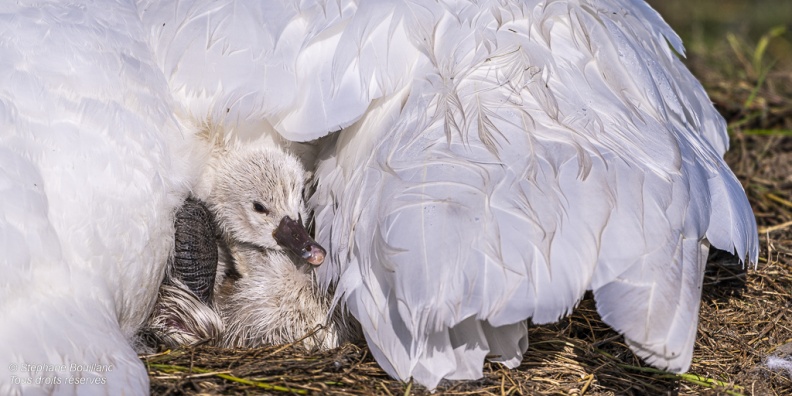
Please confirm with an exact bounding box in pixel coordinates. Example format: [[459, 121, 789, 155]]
[[647, 0, 791, 66], [644, 0, 791, 134]]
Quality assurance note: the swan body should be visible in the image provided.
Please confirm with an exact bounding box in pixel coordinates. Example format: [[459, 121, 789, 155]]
[[140, 0, 758, 388], [1, 1, 193, 394]]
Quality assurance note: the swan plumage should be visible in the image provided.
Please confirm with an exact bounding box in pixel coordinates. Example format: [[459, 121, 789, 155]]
[[1, 1, 193, 394], [140, 0, 758, 388], [1, 0, 759, 393]]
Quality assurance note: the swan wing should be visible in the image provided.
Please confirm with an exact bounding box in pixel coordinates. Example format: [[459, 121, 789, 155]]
[[140, 0, 377, 140], [139, 0, 427, 144], [308, 0, 758, 388]]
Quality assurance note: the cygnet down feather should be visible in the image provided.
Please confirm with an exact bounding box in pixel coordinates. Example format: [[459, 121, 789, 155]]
[[142, 144, 357, 351]]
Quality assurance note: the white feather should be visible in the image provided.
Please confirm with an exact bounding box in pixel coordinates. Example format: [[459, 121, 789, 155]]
[[139, 0, 757, 389], [1, 1, 192, 394], [304, 0, 758, 388], [3, 0, 759, 393]]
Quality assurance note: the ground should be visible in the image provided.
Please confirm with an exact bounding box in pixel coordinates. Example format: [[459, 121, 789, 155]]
[[142, 5, 792, 395]]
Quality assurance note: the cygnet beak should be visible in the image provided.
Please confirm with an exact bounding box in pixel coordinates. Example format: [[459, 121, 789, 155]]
[[272, 216, 326, 265]]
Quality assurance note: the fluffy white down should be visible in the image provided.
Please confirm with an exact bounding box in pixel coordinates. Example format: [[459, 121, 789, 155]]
[[208, 146, 343, 350], [1, 0, 759, 393], [142, 145, 352, 352]]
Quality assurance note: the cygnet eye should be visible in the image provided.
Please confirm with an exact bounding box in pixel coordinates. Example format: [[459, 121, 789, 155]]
[[253, 202, 269, 214]]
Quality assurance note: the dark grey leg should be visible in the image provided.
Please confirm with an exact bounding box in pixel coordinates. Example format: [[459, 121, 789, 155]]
[[171, 197, 218, 305]]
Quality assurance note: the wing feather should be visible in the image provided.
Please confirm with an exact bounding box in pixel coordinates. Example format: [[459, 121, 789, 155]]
[[141, 0, 758, 389], [309, 0, 758, 388]]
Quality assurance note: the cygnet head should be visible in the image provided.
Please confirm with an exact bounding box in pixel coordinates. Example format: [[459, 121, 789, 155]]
[[209, 146, 325, 265]]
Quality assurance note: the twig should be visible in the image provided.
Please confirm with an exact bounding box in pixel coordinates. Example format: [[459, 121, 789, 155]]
[[182, 370, 232, 379], [147, 363, 309, 394], [766, 193, 792, 209], [380, 381, 395, 396], [403, 379, 413, 396], [749, 311, 786, 345], [579, 374, 595, 395], [617, 364, 745, 396], [265, 324, 324, 358], [139, 349, 173, 360], [758, 220, 792, 234]]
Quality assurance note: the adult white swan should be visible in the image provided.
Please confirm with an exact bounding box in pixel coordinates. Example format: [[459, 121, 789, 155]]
[[139, 0, 758, 388], [0, 0, 759, 394], [0, 1, 194, 394]]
